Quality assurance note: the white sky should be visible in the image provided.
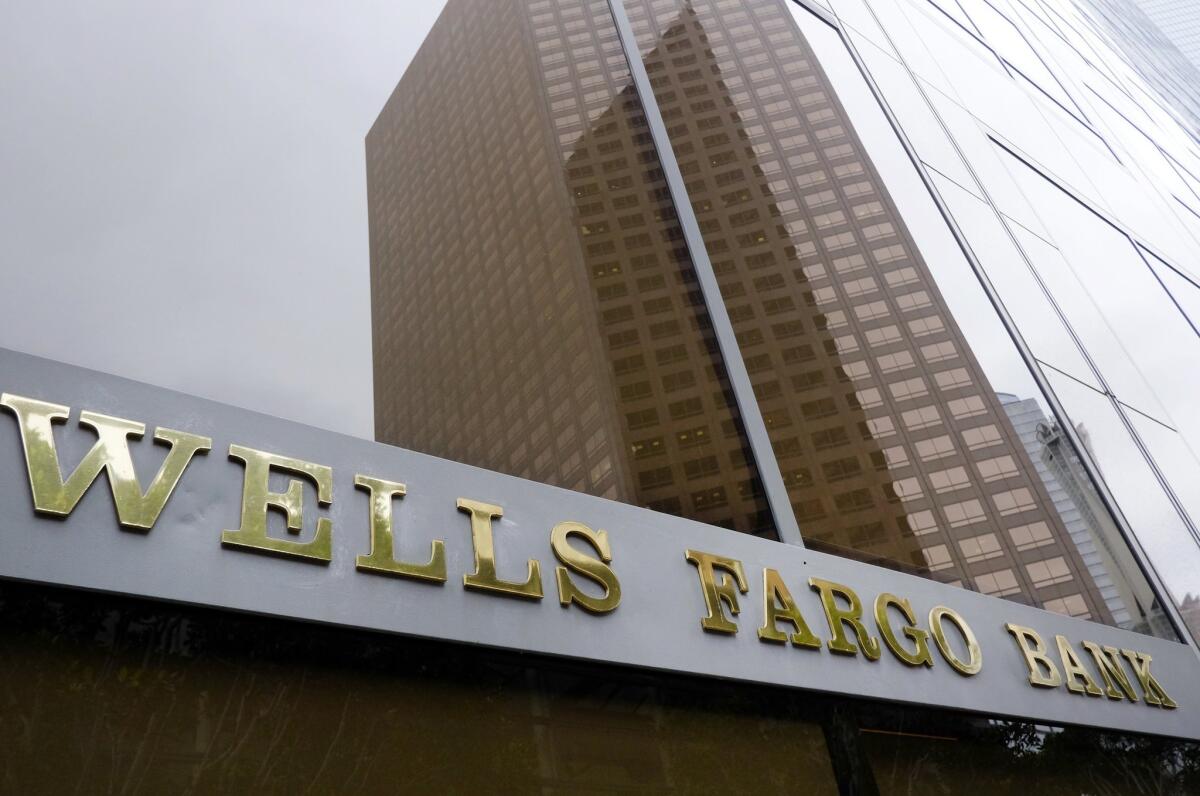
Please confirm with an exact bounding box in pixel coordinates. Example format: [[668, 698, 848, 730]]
[[0, 1, 449, 440]]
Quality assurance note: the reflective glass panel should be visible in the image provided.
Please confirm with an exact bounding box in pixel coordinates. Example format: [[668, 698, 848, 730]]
[[616, 0, 1174, 635], [368, 0, 775, 537], [1, 580, 1195, 793]]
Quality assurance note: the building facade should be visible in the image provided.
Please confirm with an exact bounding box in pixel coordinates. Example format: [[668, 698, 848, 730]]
[[1135, 0, 1200, 70], [1075, 0, 1200, 131], [369, 0, 1133, 627], [4, 0, 1200, 791], [363, 0, 1200, 788]]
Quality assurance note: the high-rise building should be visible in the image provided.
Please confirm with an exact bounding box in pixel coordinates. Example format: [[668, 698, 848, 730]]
[[999, 392, 1161, 628], [368, 0, 1118, 621], [1075, 0, 1200, 131], [1135, 0, 1200, 69]]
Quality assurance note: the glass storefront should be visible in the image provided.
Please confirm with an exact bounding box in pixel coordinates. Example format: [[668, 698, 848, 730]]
[[0, 580, 1195, 793]]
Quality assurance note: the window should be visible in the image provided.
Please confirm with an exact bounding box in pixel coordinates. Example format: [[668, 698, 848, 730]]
[[822, 456, 863, 483], [889, 377, 928, 401], [631, 437, 664, 460], [976, 569, 1020, 597], [877, 351, 914, 373], [884, 266, 919, 288], [885, 478, 923, 502], [866, 325, 902, 346], [683, 456, 720, 481], [944, 499, 986, 528], [812, 427, 850, 450], [929, 466, 970, 493], [855, 387, 883, 409], [977, 455, 1018, 482], [904, 510, 938, 536], [948, 395, 987, 419], [843, 277, 877, 297], [861, 416, 896, 439], [915, 435, 955, 461], [959, 533, 1003, 563], [638, 466, 674, 490], [923, 544, 953, 571], [854, 300, 890, 322], [895, 291, 931, 312], [1026, 557, 1073, 588], [907, 316, 945, 337], [920, 341, 957, 363], [1043, 594, 1091, 619], [834, 488, 874, 513], [934, 368, 972, 391], [992, 488, 1036, 516], [1008, 521, 1054, 550], [902, 405, 941, 431], [962, 425, 1002, 451]]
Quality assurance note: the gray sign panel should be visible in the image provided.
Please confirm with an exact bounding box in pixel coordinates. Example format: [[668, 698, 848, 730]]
[[0, 347, 1196, 739]]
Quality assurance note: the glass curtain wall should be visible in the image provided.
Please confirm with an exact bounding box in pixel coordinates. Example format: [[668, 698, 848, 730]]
[[614, 0, 1173, 636], [772, 0, 1200, 642], [1, 580, 1195, 794], [368, 0, 777, 538]]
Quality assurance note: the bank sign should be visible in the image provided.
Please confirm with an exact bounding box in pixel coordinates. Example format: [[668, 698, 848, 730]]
[[0, 347, 1196, 739]]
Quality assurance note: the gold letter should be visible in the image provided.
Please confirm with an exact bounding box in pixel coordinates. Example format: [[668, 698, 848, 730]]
[[551, 521, 620, 614], [1081, 641, 1139, 701], [875, 594, 933, 667], [1121, 649, 1177, 708], [929, 606, 982, 675], [1005, 623, 1062, 688], [223, 445, 333, 563], [808, 578, 881, 659], [758, 568, 820, 648], [685, 549, 748, 634], [459, 498, 542, 600], [0, 393, 210, 530], [354, 475, 446, 583], [1055, 635, 1103, 697]]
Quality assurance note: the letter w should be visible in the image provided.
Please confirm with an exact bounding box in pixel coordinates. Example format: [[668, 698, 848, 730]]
[[1, 393, 211, 530]]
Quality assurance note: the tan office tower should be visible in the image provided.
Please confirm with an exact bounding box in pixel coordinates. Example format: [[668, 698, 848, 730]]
[[367, 0, 1112, 620]]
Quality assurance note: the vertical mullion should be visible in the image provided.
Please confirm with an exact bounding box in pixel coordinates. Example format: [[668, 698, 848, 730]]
[[605, 0, 805, 546]]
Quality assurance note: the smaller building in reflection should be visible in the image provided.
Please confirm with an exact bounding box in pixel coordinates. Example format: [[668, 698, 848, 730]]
[[1000, 392, 1168, 632]]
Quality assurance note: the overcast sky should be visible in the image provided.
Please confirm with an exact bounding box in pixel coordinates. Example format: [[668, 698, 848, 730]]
[[0, 1, 448, 440]]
